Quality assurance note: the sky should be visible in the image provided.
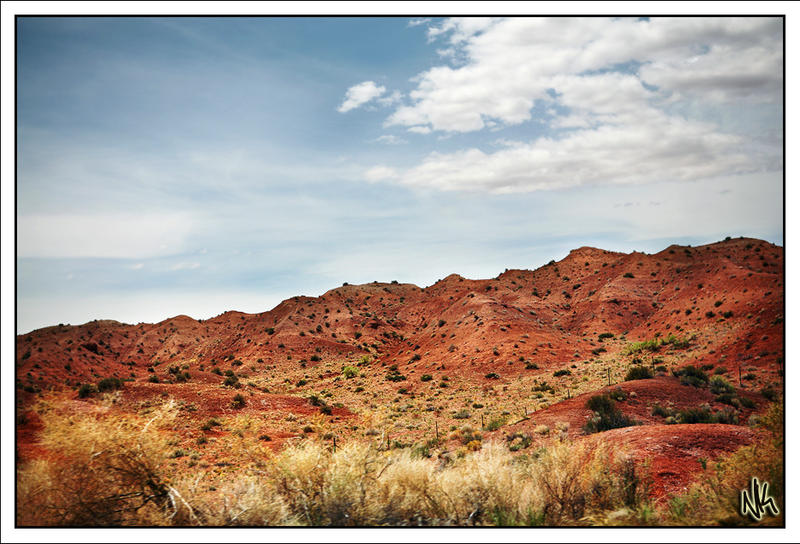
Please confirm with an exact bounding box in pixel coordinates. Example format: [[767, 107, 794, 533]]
[[13, 15, 784, 333]]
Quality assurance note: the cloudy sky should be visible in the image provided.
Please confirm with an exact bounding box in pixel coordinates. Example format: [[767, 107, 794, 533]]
[[15, 16, 783, 333]]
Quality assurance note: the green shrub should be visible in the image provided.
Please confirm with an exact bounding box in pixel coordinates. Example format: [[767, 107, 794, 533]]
[[713, 407, 739, 425], [651, 403, 671, 418], [625, 365, 653, 381], [453, 410, 471, 420], [677, 406, 713, 424], [77, 384, 96, 398], [553, 369, 571, 377], [739, 396, 756, 409], [386, 372, 406, 382], [583, 394, 636, 434], [761, 386, 778, 402], [485, 372, 500, 379], [609, 388, 627, 402], [507, 432, 532, 452], [342, 366, 358, 379], [420, 374, 433, 382], [674, 365, 708, 388], [97, 377, 123, 392], [231, 394, 247, 409], [709, 376, 734, 395], [484, 416, 507, 431]]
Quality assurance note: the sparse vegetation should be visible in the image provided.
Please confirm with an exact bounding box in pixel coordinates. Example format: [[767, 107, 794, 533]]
[[583, 394, 637, 434], [673, 365, 708, 388], [625, 366, 653, 381], [13, 237, 785, 528], [624, 334, 692, 355]]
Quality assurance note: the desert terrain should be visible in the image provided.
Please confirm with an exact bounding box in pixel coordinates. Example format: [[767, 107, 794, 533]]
[[15, 236, 784, 526]]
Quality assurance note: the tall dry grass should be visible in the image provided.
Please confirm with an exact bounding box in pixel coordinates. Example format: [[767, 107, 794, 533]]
[[17, 400, 179, 526], [16, 396, 783, 526]]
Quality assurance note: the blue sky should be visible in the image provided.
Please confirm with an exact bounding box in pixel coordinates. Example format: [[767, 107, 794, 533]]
[[15, 16, 783, 333]]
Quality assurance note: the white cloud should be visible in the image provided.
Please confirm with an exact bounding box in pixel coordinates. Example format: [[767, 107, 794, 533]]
[[364, 165, 400, 182], [367, 16, 782, 193], [408, 18, 431, 28], [17, 213, 195, 259], [169, 262, 201, 271], [427, 17, 498, 44], [374, 134, 407, 145], [392, 110, 762, 194], [386, 17, 781, 134], [377, 90, 403, 106], [337, 80, 387, 113]]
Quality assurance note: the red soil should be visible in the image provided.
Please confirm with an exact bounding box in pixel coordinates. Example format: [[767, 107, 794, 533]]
[[15, 237, 783, 500]]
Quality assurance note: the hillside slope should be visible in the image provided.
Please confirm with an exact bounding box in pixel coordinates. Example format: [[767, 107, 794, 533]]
[[15, 236, 784, 498]]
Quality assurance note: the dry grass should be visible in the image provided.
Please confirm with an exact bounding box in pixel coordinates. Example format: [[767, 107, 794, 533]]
[[16, 400, 179, 526], [16, 396, 783, 527]]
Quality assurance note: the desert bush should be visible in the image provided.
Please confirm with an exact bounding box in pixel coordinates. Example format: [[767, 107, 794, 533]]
[[19, 395, 776, 527], [97, 377, 123, 392], [625, 334, 692, 355], [651, 403, 672, 418], [660, 401, 783, 526], [674, 365, 708, 388], [709, 376, 734, 395], [760, 386, 778, 402], [268, 437, 647, 526], [16, 400, 181, 526], [625, 366, 653, 381], [484, 415, 507, 431], [385, 372, 406, 382], [77, 383, 96, 398], [676, 405, 713, 424], [739, 396, 756, 409], [583, 394, 636, 434]]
